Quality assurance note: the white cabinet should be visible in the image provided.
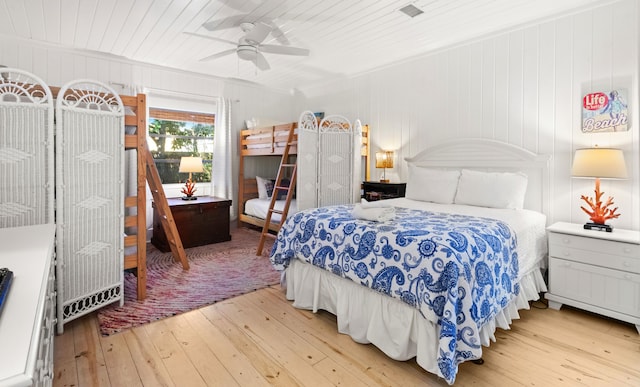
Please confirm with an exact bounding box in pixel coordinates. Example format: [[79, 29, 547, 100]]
[[545, 222, 640, 334], [0, 224, 56, 386]]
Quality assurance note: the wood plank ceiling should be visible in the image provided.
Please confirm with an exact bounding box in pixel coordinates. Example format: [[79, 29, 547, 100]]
[[0, 0, 608, 91]]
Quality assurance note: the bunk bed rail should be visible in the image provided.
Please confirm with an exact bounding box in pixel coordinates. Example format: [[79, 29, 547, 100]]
[[240, 123, 298, 156]]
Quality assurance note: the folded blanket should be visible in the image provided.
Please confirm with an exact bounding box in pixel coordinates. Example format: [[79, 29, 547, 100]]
[[351, 204, 396, 222], [360, 198, 393, 209]]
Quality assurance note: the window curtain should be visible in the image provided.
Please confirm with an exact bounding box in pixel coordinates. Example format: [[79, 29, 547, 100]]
[[212, 98, 236, 219]]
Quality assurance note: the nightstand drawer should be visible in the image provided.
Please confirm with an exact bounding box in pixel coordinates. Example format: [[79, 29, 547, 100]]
[[549, 257, 640, 317], [549, 233, 640, 274]]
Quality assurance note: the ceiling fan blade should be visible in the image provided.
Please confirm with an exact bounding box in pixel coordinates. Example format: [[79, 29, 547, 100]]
[[199, 48, 236, 62], [244, 22, 271, 44], [253, 52, 271, 71], [184, 31, 236, 46], [268, 24, 290, 45], [202, 15, 248, 31], [260, 44, 309, 56]]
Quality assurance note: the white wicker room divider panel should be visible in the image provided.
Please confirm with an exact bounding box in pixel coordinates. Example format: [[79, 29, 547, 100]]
[[296, 110, 361, 210], [56, 80, 125, 333], [0, 69, 54, 227], [297, 111, 319, 211], [352, 120, 364, 203], [317, 115, 358, 207]]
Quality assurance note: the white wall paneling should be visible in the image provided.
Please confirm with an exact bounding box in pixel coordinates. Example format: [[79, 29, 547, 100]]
[[299, 0, 639, 230]]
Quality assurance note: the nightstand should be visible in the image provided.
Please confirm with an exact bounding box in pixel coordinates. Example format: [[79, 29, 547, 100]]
[[545, 222, 640, 334], [362, 181, 406, 201]]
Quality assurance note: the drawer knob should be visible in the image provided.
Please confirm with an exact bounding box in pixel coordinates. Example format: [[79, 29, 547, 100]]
[[624, 248, 631, 253], [562, 238, 570, 244], [623, 261, 631, 267], [624, 274, 632, 280]]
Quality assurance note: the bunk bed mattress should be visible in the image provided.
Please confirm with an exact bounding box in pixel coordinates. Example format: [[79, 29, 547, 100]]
[[270, 198, 547, 384], [244, 198, 298, 223], [246, 142, 289, 149]]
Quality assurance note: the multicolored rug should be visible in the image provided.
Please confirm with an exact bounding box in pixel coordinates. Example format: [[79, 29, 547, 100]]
[[97, 227, 278, 336]]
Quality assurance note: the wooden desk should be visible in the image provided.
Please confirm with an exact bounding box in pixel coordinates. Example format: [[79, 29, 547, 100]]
[[151, 196, 232, 252]]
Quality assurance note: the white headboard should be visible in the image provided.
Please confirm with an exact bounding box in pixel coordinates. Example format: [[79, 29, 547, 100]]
[[405, 139, 551, 217]]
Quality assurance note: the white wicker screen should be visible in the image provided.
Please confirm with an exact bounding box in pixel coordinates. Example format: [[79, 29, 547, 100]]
[[297, 111, 319, 211], [0, 69, 54, 227], [296, 111, 362, 210], [352, 120, 363, 203], [55, 80, 125, 333], [318, 115, 355, 207]]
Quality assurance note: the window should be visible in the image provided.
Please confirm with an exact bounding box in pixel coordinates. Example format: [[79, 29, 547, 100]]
[[147, 108, 215, 184]]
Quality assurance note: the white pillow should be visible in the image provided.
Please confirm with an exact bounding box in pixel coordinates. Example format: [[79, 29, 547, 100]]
[[256, 176, 274, 199], [454, 169, 528, 209], [405, 166, 460, 204]]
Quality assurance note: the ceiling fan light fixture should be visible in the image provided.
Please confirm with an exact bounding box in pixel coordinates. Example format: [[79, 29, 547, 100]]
[[399, 4, 424, 18], [237, 45, 257, 61]]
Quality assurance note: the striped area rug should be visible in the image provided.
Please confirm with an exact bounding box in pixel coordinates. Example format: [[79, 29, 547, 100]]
[[97, 227, 278, 336]]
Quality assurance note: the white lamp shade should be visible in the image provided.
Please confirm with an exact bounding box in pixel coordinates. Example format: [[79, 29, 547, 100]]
[[571, 148, 627, 179], [179, 156, 204, 173]]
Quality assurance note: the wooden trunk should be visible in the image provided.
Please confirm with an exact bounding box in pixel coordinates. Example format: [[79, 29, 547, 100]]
[[151, 196, 232, 252]]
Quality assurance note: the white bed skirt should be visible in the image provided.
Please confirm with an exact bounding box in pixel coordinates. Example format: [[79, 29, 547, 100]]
[[283, 259, 548, 380]]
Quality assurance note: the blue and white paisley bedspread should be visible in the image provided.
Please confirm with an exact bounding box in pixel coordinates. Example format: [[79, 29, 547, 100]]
[[270, 204, 520, 384]]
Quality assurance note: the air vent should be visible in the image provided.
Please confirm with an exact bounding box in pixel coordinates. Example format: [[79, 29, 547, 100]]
[[399, 4, 424, 18]]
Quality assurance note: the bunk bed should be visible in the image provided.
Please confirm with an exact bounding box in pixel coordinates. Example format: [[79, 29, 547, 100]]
[[121, 94, 148, 301], [238, 121, 370, 232], [238, 123, 297, 232]]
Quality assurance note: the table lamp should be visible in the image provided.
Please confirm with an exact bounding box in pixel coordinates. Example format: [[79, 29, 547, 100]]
[[375, 150, 394, 183], [179, 156, 204, 200], [571, 147, 627, 231]]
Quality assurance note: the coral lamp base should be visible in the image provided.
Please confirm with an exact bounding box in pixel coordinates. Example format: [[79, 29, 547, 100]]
[[181, 196, 198, 201], [584, 222, 613, 232]]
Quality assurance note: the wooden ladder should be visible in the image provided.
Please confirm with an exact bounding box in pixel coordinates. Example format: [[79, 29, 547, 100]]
[[256, 123, 297, 256], [142, 144, 190, 269]]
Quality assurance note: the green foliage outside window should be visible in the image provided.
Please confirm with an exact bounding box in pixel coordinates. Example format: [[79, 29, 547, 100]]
[[148, 118, 214, 184]]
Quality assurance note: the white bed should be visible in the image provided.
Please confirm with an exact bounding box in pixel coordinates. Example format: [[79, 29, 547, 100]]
[[385, 198, 547, 275], [270, 139, 551, 384]]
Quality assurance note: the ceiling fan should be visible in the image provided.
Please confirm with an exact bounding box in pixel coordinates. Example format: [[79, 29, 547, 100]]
[[188, 21, 309, 71]]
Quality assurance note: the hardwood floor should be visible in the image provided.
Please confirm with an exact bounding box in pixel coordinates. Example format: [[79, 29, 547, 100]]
[[54, 285, 640, 387]]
